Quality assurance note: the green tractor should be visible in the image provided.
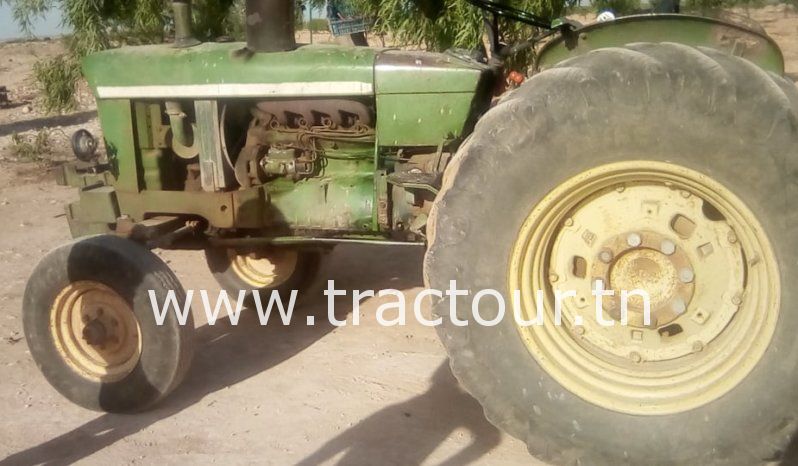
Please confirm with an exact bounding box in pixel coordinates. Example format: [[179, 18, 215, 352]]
[[22, 0, 798, 463]]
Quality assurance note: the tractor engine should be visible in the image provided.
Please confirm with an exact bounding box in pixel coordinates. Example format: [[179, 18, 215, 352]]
[[231, 99, 375, 188]]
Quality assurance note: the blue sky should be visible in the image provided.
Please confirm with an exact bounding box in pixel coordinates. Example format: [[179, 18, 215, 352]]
[[0, 4, 67, 40]]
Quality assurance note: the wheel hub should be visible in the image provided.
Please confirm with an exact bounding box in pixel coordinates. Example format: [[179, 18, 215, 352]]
[[611, 249, 676, 305], [81, 318, 109, 346], [50, 281, 141, 382], [596, 231, 695, 328]]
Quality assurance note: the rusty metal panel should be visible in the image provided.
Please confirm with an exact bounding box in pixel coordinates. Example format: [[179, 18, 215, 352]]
[[194, 100, 231, 191], [115, 190, 236, 228]]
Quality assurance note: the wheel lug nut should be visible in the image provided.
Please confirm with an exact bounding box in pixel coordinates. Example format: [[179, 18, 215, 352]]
[[660, 240, 676, 256], [615, 184, 625, 193], [678, 268, 695, 284], [680, 190, 692, 198], [574, 326, 585, 336], [727, 231, 738, 244], [564, 218, 574, 227], [549, 273, 559, 283], [732, 294, 743, 306], [692, 341, 704, 352], [671, 298, 687, 315], [629, 352, 642, 363], [598, 249, 613, 263], [626, 233, 642, 248]]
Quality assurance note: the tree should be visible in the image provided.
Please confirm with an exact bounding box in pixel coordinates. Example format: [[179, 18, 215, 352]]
[[349, 0, 565, 52], [1, 0, 240, 111], [1, 0, 241, 54]]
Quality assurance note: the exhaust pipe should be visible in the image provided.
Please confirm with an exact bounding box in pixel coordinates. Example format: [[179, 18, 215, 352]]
[[246, 0, 296, 53], [172, 1, 200, 48]]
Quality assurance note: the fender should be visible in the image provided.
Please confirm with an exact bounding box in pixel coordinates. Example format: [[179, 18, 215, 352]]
[[537, 14, 784, 75]]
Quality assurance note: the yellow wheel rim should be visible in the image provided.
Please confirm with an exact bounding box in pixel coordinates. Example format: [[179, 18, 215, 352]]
[[229, 249, 299, 288], [50, 281, 141, 382], [509, 161, 780, 415]]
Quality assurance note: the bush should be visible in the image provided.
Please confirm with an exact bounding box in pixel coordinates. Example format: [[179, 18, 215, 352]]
[[32, 55, 82, 113], [592, 0, 641, 14], [683, 0, 765, 10], [305, 18, 330, 33], [10, 129, 52, 161]]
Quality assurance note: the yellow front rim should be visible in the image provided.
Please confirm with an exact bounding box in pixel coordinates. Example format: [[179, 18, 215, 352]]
[[229, 249, 299, 288], [50, 281, 141, 382], [509, 161, 780, 415]]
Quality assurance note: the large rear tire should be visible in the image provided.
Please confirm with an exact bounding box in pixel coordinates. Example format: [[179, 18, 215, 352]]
[[425, 43, 798, 464]]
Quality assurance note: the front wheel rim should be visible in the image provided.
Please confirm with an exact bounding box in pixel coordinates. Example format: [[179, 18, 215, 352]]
[[509, 161, 780, 415], [228, 248, 299, 289], [50, 281, 142, 382]]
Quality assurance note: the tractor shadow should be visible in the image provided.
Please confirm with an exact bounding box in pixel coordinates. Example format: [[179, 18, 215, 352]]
[[0, 110, 97, 137], [1, 244, 501, 465], [296, 362, 501, 466]]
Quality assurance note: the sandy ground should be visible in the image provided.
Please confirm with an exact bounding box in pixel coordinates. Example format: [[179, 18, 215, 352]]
[[0, 6, 797, 465]]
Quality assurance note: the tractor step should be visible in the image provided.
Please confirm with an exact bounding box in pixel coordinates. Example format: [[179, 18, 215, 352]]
[[387, 171, 441, 194]]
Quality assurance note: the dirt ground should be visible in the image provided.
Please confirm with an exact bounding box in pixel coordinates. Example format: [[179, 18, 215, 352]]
[[1, 5, 797, 465]]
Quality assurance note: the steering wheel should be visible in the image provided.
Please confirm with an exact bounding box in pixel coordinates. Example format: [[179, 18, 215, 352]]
[[463, 0, 553, 29]]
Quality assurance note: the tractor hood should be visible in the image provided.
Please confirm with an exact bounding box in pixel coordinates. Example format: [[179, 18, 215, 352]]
[[83, 42, 493, 147], [83, 42, 489, 101], [83, 43, 379, 100]]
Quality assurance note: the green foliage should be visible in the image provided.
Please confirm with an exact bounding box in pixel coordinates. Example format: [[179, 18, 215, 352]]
[[358, 0, 480, 51], [306, 17, 330, 32], [10, 129, 53, 161], [222, 0, 247, 40], [1, 0, 54, 35], [193, 0, 238, 40], [1, 0, 241, 52], [61, 0, 108, 55], [591, 0, 640, 14], [682, 0, 764, 10], [351, 0, 564, 52], [32, 54, 82, 113]]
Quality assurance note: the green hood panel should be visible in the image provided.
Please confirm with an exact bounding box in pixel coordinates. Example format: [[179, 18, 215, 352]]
[[83, 42, 380, 98], [83, 42, 490, 147], [374, 50, 488, 94], [373, 50, 493, 146], [537, 14, 784, 75]]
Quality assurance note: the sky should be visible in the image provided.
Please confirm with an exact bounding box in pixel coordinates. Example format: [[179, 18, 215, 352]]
[[0, 4, 67, 41], [0, 4, 324, 42]]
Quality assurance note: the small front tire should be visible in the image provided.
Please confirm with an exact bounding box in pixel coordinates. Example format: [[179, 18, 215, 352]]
[[23, 235, 194, 413]]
